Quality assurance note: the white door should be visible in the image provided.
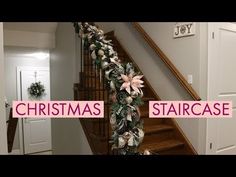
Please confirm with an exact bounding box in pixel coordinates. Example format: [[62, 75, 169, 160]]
[[207, 23, 236, 154], [18, 67, 51, 154]]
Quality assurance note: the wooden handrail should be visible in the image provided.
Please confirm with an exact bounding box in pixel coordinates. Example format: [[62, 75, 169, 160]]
[[132, 22, 201, 101]]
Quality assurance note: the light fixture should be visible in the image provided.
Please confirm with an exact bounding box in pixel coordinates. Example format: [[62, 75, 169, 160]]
[[26, 52, 49, 60]]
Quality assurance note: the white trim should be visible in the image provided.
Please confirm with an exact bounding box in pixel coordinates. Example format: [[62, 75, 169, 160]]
[[27, 150, 52, 155], [206, 23, 212, 154], [0, 22, 8, 154], [16, 67, 23, 155], [8, 149, 20, 155], [206, 23, 236, 154], [206, 22, 217, 154]]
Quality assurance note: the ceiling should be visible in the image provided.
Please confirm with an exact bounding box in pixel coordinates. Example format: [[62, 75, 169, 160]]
[[3, 22, 58, 33]]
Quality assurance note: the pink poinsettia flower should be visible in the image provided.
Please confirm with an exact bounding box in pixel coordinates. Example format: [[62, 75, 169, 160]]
[[120, 74, 144, 94]]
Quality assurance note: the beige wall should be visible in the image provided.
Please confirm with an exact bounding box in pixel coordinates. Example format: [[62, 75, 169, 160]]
[[0, 23, 8, 154], [139, 23, 208, 154], [50, 22, 92, 154], [4, 47, 50, 150], [97, 22, 208, 154], [4, 30, 55, 49]]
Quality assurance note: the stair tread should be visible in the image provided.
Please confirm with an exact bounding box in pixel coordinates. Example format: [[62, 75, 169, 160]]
[[141, 110, 172, 119], [144, 124, 173, 134], [139, 139, 184, 153], [142, 97, 155, 101]]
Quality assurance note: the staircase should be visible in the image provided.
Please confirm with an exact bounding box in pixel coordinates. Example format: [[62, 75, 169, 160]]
[[74, 30, 196, 155]]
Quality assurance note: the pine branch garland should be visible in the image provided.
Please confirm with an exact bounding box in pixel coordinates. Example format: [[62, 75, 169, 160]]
[[74, 22, 147, 155]]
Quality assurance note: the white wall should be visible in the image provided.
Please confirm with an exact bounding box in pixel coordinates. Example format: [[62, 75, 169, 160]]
[[4, 30, 55, 49], [0, 23, 8, 154], [50, 22, 92, 154], [97, 22, 208, 154], [139, 23, 208, 154], [4, 47, 50, 150]]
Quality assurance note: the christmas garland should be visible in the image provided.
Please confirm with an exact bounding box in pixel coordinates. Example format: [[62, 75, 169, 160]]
[[74, 22, 148, 155], [28, 81, 46, 99]]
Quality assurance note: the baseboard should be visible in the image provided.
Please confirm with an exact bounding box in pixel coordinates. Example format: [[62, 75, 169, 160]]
[[8, 149, 21, 155]]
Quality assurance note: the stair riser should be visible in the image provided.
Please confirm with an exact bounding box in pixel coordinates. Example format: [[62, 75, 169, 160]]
[[77, 90, 110, 101], [84, 71, 98, 77], [139, 103, 149, 113], [142, 130, 175, 144], [83, 80, 105, 89], [89, 123, 110, 137], [156, 145, 187, 155], [90, 136, 109, 155], [142, 118, 164, 125]]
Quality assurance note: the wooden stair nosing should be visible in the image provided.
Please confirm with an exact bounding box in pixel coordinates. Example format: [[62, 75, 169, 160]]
[[142, 97, 155, 102], [144, 124, 173, 135], [140, 140, 184, 153]]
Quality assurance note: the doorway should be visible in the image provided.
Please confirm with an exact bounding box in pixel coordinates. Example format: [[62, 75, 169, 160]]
[[17, 66, 52, 154], [207, 23, 236, 154], [4, 47, 52, 154]]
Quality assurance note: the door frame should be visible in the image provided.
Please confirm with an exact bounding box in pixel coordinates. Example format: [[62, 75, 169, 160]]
[[16, 66, 50, 154], [206, 22, 215, 154], [206, 23, 236, 154], [0, 22, 8, 154]]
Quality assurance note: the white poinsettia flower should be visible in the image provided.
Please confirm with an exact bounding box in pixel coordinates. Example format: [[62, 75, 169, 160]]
[[91, 50, 97, 60], [127, 113, 132, 121], [87, 32, 93, 40], [128, 134, 134, 146], [137, 128, 144, 143], [103, 39, 112, 45], [120, 73, 144, 94], [122, 132, 132, 143], [107, 45, 113, 50], [110, 56, 118, 61], [110, 81, 116, 90], [144, 150, 151, 155], [98, 29, 104, 35], [110, 56, 120, 66], [109, 48, 115, 56], [110, 114, 116, 125], [99, 42, 104, 46], [138, 128, 144, 138], [105, 69, 113, 80], [118, 136, 126, 148]]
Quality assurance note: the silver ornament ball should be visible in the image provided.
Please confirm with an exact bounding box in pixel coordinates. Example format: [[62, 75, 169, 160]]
[[110, 81, 116, 90], [126, 96, 133, 104], [98, 49, 104, 56], [101, 61, 109, 69]]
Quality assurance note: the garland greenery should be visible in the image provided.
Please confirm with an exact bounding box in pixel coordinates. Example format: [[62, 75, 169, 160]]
[[28, 81, 46, 99], [74, 22, 149, 155]]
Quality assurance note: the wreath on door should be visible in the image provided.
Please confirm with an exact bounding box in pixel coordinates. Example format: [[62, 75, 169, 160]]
[[28, 81, 46, 99]]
